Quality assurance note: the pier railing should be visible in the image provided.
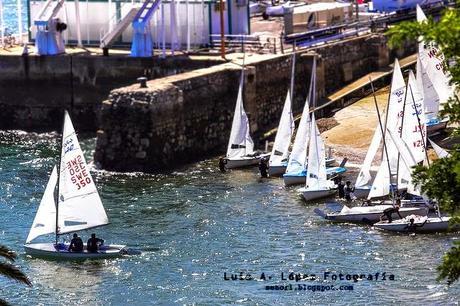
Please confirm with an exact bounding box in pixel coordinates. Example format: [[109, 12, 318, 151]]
[[209, 34, 280, 54]]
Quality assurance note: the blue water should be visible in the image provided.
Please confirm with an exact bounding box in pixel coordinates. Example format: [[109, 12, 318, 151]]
[[1, 0, 27, 35], [0, 131, 459, 305]]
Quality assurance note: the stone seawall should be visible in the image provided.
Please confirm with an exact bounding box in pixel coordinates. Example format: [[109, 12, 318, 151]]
[[0, 54, 224, 131], [95, 34, 416, 172]]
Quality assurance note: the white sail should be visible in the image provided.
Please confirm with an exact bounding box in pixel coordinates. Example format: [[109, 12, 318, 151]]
[[367, 152, 390, 199], [417, 5, 454, 106], [429, 139, 450, 159], [355, 124, 381, 188], [269, 90, 295, 166], [386, 59, 407, 174], [57, 111, 109, 234], [305, 113, 328, 190], [416, 56, 440, 116], [286, 96, 311, 174], [403, 71, 427, 164], [26, 166, 58, 243], [286, 57, 316, 174], [226, 70, 254, 159]]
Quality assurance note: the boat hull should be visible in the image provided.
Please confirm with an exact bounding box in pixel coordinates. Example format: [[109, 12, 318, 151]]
[[353, 187, 371, 199], [268, 165, 287, 177], [225, 153, 269, 169], [24, 243, 126, 260], [374, 216, 458, 233], [427, 118, 448, 136], [314, 206, 428, 224], [283, 167, 347, 186], [299, 188, 336, 201]]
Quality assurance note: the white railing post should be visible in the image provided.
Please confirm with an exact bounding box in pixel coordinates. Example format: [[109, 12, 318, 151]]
[[16, 0, 23, 44], [75, 0, 83, 46]]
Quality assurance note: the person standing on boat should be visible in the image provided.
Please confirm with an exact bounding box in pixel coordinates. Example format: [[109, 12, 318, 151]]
[[344, 181, 355, 202], [68, 233, 84, 252], [87, 233, 104, 253], [336, 179, 345, 199], [380, 201, 402, 223], [259, 157, 268, 178]]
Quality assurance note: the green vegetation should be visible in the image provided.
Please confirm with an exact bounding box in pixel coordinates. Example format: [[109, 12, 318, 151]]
[[0, 245, 31, 305], [387, 5, 460, 285]]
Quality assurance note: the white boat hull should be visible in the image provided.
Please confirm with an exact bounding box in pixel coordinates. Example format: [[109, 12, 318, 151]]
[[374, 216, 458, 233], [24, 243, 126, 260], [314, 206, 428, 224], [299, 188, 336, 201], [268, 165, 287, 177], [283, 166, 347, 186], [225, 153, 269, 169]]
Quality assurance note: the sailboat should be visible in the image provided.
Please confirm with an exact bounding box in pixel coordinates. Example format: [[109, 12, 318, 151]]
[[268, 90, 295, 176], [224, 69, 269, 169], [24, 111, 126, 259], [268, 53, 296, 177], [298, 113, 336, 201], [374, 214, 458, 233], [283, 58, 346, 186], [353, 122, 381, 199], [417, 5, 453, 135]]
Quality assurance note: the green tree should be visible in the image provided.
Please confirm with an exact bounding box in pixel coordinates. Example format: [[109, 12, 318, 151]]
[[387, 5, 460, 285], [0, 245, 32, 305]]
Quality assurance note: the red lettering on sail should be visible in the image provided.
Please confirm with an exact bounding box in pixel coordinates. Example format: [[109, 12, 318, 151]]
[[67, 155, 92, 189]]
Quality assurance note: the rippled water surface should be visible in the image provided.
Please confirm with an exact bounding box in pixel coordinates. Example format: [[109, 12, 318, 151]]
[[0, 131, 459, 305]]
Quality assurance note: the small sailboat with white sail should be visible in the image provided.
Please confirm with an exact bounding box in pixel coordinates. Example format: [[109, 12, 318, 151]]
[[298, 113, 336, 201], [268, 53, 296, 177], [416, 4, 453, 135], [374, 214, 458, 233], [283, 57, 346, 186], [24, 111, 126, 259], [268, 90, 295, 176], [224, 69, 268, 169]]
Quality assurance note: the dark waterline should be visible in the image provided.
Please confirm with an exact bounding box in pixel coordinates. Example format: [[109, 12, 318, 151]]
[[0, 131, 458, 305]]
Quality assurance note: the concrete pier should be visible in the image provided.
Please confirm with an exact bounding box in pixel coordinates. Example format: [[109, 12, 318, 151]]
[[0, 48, 225, 131], [94, 33, 416, 172]]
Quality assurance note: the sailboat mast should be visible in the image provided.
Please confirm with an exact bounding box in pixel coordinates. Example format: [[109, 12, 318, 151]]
[[55, 111, 65, 246], [369, 77, 393, 197], [408, 83, 430, 166], [290, 52, 296, 103]]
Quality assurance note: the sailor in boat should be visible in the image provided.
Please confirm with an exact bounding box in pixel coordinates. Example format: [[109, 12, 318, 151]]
[[68, 233, 84, 252], [379, 200, 402, 223], [405, 218, 428, 234], [87, 233, 105, 253]]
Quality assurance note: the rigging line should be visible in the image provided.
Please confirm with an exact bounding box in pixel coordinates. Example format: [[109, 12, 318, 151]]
[[408, 83, 430, 166], [369, 76, 393, 204], [395, 76, 410, 194]]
